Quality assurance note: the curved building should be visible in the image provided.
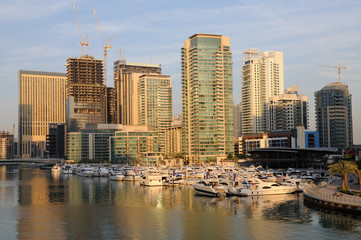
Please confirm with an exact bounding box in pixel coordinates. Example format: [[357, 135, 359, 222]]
[[315, 82, 353, 149]]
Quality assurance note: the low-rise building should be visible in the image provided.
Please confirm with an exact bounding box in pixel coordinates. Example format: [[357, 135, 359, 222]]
[[0, 130, 14, 159]]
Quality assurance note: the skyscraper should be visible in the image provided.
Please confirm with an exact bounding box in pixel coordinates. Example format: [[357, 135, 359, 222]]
[[267, 84, 308, 131], [241, 49, 284, 135], [66, 56, 105, 132], [315, 82, 353, 149], [114, 61, 161, 125], [138, 74, 172, 153], [181, 34, 234, 162], [18, 70, 66, 158]]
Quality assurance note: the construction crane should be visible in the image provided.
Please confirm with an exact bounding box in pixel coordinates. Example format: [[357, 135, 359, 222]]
[[73, 4, 90, 57], [93, 8, 112, 87], [115, 32, 122, 124], [317, 64, 347, 83], [93, 8, 112, 123]]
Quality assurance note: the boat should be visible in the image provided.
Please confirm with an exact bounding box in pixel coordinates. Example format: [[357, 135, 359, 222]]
[[140, 174, 163, 186], [193, 179, 226, 197], [60, 165, 73, 174], [93, 166, 109, 177], [109, 172, 125, 181], [51, 164, 61, 172], [238, 180, 298, 196], [77, 167, 95, 177]]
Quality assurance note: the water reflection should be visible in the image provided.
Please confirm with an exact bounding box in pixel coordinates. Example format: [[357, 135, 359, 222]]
[[0, 167, 360, 239]]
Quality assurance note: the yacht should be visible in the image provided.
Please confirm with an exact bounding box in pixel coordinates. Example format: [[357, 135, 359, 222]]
[[193, 179, 226, 197], [140, 174, 163, 186], [109, 172, 125, 181], [51, 164, 61, 172], [238, 180, 298, 196], [77, 167, 95, 177]]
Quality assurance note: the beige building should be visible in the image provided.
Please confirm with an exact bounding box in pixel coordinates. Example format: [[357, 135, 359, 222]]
[[138, 74, 172, 153], [114, 61, 161, 125], [241, 49, 284, 135], [165, 124, 182, 158], [18, 70, 66, 158]]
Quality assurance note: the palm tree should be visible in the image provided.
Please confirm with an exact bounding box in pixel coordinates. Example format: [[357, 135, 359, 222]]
[[352, 168, 361, 192], [328, 160, 358, 190]]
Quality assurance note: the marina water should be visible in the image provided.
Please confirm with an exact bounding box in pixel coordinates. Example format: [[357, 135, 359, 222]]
[[1, 165, 361, 240]]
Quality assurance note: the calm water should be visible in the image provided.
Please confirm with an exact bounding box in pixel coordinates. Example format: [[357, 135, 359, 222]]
[[1, 165, 361, 240]]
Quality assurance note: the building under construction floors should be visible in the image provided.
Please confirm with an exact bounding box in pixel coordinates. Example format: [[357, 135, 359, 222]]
[[66, 56, 106, 132]]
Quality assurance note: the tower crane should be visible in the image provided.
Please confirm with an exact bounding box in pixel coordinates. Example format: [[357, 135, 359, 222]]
[[317, 64, 347, 83], [93, 8, 112, 123], [93, 8, 112, 88], [73, 4, 90, 57]]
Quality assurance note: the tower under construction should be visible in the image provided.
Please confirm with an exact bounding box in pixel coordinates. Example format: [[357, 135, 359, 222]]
[[66, 56, 106, 132]]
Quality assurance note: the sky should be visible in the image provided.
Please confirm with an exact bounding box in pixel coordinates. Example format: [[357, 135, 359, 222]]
[[1, 0, 361, 143]]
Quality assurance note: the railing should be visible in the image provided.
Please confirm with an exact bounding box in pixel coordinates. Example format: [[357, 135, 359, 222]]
[[304, 185, 361, 207]]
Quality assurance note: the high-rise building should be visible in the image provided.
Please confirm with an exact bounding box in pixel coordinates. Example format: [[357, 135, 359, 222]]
[[241, 49, 284, 135], [0, 130, 14, 159], [181, 34, 234, 162], [315, 82, 353, 149], [106, 87, 116, 124], [18, 70, 66, 158], [233, 103, 242, 138], [267, 84, 308, 131], [114, 61, 162, 125], [66, 56, 105, 132], [138, 74, 172, 153]]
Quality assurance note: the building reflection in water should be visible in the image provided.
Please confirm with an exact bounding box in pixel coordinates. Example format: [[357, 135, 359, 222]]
[[0, 168, 359, 239]]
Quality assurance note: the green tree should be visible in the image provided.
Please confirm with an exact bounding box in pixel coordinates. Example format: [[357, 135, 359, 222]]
[[328, 160, 358, 190]]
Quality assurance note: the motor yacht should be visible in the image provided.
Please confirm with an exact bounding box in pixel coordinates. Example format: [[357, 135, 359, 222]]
[[239, 180, 298, 196], [193, 179, 226, 197]]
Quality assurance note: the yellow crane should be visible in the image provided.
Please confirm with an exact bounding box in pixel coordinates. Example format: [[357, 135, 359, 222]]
[[93, 8, 112, 88], [317, 64, 347, 83], [93, 8, 112, 123], [73, 4, 90, 57]]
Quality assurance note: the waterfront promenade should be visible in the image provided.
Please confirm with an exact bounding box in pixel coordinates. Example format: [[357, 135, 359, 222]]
[[304, 176, 361, 213]]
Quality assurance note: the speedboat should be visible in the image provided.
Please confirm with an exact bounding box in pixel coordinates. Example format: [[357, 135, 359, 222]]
[[193, 179, 226, 197], [239, 180, 298, 196]]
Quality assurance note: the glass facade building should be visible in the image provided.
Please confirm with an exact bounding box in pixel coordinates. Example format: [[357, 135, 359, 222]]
[[315, 82, 353, 149], [181, 34, 234, 162]]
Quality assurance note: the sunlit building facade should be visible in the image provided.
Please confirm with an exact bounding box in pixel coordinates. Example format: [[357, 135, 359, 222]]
[[114, 61, 161, 125], [18, 70, 66, 158], [0, 130, 14, 159], [181, 34, 234, 162], [138, 74, 172, 153], [241, 49, 284, 134]]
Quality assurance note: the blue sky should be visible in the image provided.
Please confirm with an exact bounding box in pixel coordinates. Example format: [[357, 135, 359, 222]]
[[1, 0, 361, 143]]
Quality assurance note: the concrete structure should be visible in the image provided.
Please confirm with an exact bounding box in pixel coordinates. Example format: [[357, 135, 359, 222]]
[[0, 130, 14, 159], [138, 74, 172, 153], [46, 123, 67, 159], [106, 87, 116, 124], [66, 56, 105, 132], [110, 126, 159, 164], [315, 82, 353, 149], [165, 124, 182, 158], [114, 61, 161, 125], [241, 49, 284, 134], [267, 85, 308, 131], [18, 70, 66, 158], [182, 34, 234, 163]]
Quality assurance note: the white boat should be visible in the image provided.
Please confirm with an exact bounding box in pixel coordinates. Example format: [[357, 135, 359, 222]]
[[140, 174, 163, 186], [239, 180, 298, 196], [109, 172, 125, 181], [60, 165, 73, 174], [51, 164, 61, 172], [124, 169, 137, 181], [93, 166, 109, 177], [193, 179, 226, 197], [77, 167, 95, 177]]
